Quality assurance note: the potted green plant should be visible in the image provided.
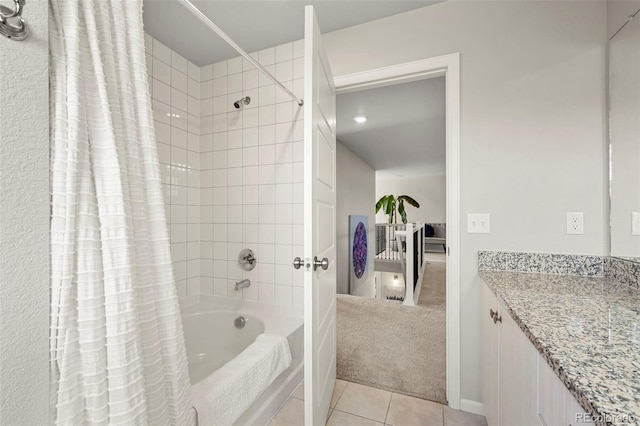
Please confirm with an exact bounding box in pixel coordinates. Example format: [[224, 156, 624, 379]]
[[375, 194, 420, 224], [376, 195, 420, 252]]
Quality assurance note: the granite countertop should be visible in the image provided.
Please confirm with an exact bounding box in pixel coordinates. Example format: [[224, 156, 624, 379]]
[[480, 271, 640, 424]]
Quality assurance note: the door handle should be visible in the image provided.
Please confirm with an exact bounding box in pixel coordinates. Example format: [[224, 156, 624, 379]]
[[293, 257, 304, 269], [313, 256, 329, 271]]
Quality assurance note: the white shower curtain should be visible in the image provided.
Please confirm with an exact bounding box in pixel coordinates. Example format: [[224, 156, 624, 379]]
[[49, 0, 194, 424]]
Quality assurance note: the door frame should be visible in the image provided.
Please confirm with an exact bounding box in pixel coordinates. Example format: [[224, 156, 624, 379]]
[[334, 53, 462, 410]]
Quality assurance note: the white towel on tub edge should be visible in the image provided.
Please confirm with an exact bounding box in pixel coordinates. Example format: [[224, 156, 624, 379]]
[[191, 333, 292, 426]]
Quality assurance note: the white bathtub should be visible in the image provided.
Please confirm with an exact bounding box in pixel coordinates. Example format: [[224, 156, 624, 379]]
[[181, 301, 303, 426], [182, 310, 266, 384]]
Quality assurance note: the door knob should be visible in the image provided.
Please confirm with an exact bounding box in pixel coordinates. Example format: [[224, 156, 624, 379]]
[[293, 257, 304, 269], [313, 256, 329, 271]]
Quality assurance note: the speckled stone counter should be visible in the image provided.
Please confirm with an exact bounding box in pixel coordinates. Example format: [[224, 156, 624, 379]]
[[480, 271, 640, 425]]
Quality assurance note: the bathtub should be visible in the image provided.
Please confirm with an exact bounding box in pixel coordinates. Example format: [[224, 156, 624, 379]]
[[181, 301, 303, 425]]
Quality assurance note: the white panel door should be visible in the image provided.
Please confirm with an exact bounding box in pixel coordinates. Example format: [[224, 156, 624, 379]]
[[303, 5, 337, 425]]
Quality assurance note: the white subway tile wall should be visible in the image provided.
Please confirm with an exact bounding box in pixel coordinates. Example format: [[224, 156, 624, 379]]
[[146, 32, 304, 309], [145, 33, 201, 300], [200, 40, 305, 309]]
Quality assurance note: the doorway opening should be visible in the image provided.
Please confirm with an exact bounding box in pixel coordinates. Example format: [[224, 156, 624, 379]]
[[334, 54, 461, 409]]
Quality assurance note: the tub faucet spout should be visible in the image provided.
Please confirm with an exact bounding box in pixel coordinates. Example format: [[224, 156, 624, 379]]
[[235, 279, 251, 291]]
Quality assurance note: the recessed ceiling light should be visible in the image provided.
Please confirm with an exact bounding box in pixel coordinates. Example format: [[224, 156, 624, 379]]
[[353, 115, 368, 124]]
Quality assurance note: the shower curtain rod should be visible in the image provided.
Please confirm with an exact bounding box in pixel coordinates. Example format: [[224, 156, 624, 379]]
[[178, 0, 304, 107]]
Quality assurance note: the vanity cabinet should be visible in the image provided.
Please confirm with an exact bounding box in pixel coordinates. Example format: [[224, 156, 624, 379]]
[[482, 283, 587, 426], [482, 283, 500, 426], [538, 358, 589, 426], [482, 283, 537, 426]]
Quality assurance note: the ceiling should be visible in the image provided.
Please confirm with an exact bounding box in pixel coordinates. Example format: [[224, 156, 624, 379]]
[[337, 77, 445, 179], [143, 0, 440, 66]]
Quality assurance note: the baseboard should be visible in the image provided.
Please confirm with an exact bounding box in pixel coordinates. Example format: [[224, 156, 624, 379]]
[[459, 399, 485, 416]]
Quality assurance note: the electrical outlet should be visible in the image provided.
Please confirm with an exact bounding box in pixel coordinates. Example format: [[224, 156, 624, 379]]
[[468, 213, 490, 234], [632, 212, 640, 236], [566, 212, 584, 235]]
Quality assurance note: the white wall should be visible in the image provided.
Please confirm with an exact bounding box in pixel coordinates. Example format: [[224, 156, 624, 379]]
[[336, 142, 376, 296], [0, 1, 50, 423], [145, 34, 202, 301], [324, 1, 607, 405], [376, 175, 446, 225], [607, 0, 640, 38], [199, 41, 306, 308]]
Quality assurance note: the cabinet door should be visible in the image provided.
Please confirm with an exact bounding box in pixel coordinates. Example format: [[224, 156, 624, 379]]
[[567, 394, 588, 426], [499, 304, 539, 426], [538, 354, 568, 426], [482, 284, 500, 426]]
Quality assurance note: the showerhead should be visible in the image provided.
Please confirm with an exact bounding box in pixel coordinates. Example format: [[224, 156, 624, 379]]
[[233, 96, 251, 109]]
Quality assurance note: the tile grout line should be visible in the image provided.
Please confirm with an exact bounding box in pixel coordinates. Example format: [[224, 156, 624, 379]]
[[332, 408, 385, 425], [333, 381, 387, 424], [384, 392, 393, 425], [332, 381, 347, 408], [325, 408, 333, 425]]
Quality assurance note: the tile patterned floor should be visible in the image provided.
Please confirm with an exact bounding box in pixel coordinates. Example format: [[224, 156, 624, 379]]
[[268, 379, 488, 426]]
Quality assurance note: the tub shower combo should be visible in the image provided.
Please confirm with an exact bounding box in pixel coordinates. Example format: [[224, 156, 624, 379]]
[[162, 2, 307, 423], [48, 0, 306, 423], [183, 247, 303, 425]]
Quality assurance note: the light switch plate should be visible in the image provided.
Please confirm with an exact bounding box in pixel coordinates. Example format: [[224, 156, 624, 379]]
[[566, 212, 584, 235], [468, 213, 490, 234], [632, 212, 640, 236]]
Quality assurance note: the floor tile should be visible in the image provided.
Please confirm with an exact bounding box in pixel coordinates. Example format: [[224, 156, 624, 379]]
[[385, 393, 443, 426], [327, 409, 384, 426], [443, 406, 488, 426], [291, 379, 346, 407], [268, 397, 304, 426], [331, 379, 348, 408], [334, 382, 392, 423], [291, 381, 303, 400]]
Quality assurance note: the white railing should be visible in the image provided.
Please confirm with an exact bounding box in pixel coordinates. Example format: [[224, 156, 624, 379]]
[[375, 223, 405, 260], [376, 222, 427, 306]]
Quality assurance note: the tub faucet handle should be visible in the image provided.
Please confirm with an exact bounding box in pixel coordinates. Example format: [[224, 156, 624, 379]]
[[238, 248, 257, 271]]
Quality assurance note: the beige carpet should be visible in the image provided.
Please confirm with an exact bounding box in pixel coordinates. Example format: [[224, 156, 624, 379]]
[[418, 260, 446, 308], [336, 261, 447, 404]]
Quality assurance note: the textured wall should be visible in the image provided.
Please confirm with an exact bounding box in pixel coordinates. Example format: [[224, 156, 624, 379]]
[[0, 1, 50, 423]]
